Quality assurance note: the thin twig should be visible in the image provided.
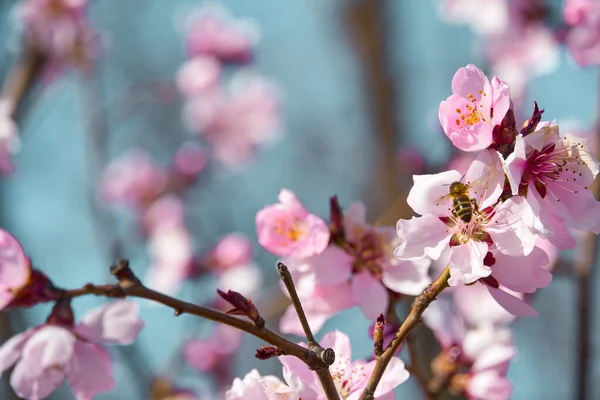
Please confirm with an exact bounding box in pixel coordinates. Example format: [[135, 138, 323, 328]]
[[1, 50, 46, 119], [359, 267, 451, 400], [574, 78, 600, 399], [276, 262, 340, 400], [276, 262, 316, 343]]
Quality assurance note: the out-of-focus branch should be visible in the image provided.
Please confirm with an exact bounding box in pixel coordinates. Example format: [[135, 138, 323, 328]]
[[1, 49, 46, 119], [574, 73, 600, 400], [344, 0, 411, 222], [359, 267, 451, 400]]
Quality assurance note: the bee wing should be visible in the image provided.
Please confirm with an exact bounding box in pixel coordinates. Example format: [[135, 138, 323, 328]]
[[464, 151, 505, 209]]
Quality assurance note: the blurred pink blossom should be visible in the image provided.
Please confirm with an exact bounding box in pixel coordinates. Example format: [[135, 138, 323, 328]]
[[0, 300, 143, 400], [184, 324, 242, 373], [176, 56, 221, 97], [145, 224, 193, 295], [485, 26, 559, 101], [173, 142, 208, 179], [184, 4, 258, 63], [256, 189, 330, 259], [279, 330, 409, 399], [206, 233, 253, 269], [438, 0, 509, 36], [563, 0, 600, 66], [101, 150, 168, 209], [184, 72, 280, 165], [0, 229, 30, 310], [439, 64, 511, 152]]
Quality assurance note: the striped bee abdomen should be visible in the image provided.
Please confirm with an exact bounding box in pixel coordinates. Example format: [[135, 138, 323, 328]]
[[452, 194, 473, 223]]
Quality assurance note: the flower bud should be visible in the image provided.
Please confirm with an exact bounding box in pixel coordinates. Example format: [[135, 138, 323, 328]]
[[255, 346, 282, 360], [217, 289, 264, 328], [373, 314, 386, 356]]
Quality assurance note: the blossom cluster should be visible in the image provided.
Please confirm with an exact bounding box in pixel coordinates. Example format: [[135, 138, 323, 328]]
[[400, 63, 599, 312], [178, 4, 280, 166]]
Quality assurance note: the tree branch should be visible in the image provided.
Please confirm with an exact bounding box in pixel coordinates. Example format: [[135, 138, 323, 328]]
[[58, 260, 332, 375], [359, 267, 451, 400]]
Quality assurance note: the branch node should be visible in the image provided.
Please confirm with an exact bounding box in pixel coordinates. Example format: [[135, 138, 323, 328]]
[[110, 260, 141, 288], [174, 309, 183, 317]]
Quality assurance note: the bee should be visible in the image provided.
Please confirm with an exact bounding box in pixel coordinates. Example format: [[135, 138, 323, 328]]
[[445, 181, 476, 223]]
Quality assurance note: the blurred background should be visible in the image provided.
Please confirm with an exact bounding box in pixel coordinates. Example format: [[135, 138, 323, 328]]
[[0, 0, 598, 399]]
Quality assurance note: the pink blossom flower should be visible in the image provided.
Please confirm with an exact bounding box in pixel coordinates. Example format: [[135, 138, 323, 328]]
[[226, 369, 298, 400], [0, 300, 144, 400], [173, 142, 208, 179], [184, 72, 280, 166], [396, 151, 538, 286], [145, 224, 193, 295], [184, 4, 258, 63], [0, 229, 31, 311], [102, 150, 168, 209], [0, 99, 20, 174], [176, 56, 221, 97], [279, 330, 409, 399], [439, 64, 511, 152], [206, 233, 253, 269], [256, 189, 330, 259], [185, 324, 242, 373], [504, 125, 600, 239]]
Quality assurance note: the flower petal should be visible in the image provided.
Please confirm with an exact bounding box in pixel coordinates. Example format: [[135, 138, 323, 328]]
[[67, 342, 115, 399], [448, 241, 490, 286], [75, 301, 144, 345], [486, 286, 539, 316], [381, 258, 431, 296], [407, 170, 462, 216], [395, 215, 452, 261], [310, 246, 353, 286], [352, 272, 388, 320], [492, 247, 552, 293], [0, 328, 36, 374]]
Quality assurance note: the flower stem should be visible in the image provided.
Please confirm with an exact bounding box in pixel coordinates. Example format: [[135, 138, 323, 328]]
[[359, 267, 451, 400]]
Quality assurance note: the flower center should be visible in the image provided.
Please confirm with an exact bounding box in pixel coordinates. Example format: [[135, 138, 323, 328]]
[[454, 92, 487, 127], [522, 137, 590, 199], [351, 230, 388, 279], [445, 208, 493, 247], [273, 218, 306, 244]]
